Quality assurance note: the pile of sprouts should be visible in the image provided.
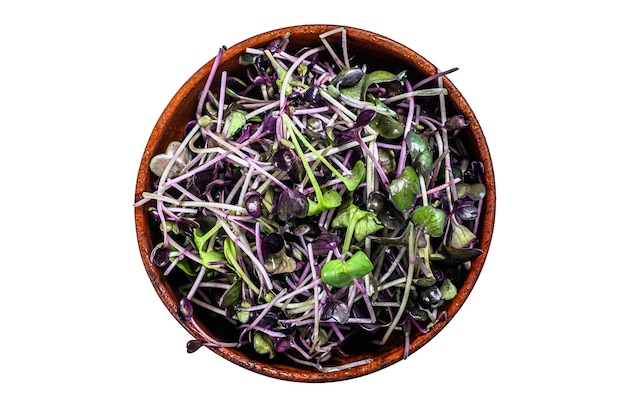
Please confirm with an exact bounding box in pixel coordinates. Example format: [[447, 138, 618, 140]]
[[135, 27, 487, 372]]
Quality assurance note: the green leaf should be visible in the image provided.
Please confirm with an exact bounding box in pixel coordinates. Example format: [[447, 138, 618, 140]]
[[331, 204, 380, 253], [307, 189, 342, 216], [378, 147, 397, 174], [223, 109, 247, 138], [264, 250, 297, 274], [223, 238, 238, 267], [389, 166, 421, 211], [354, 213, 384, 241], [176, 259, 196, 276], [220, 280, 242, 307], [236, 301, 251, 323], [239, 52, 258, 66], [198, 115, 212, 127], [193, 222, 222, 253], [330, 205, 354, 229], [321, 259, 352, 288], [326, 84, 344, 98], [199, 250, 226, 269], [468, 183, 487, 201], [297, 63, 308, 77], [406, 130, 433, 173], [368, 96, 398, 118], [339, 69, 400, 105], [412, 88, 448, 97], [220, 238, 261, 296], [323, 189, 343, 208], [321, 251, 375, 288], [360, 70, 399, 100], [339, 83, 361, 100], [344, 160, 366, 191], [253, 332, 275, 359], [368, 113, 405, 139], [411, 205, 446, 237], [440, 278, 457, 300], [456, 182, 471, 199], [346, 250, 375, 279], [415, 276, 437, 287], [448, 217, 476, 248], [441, 245, 483, 263]]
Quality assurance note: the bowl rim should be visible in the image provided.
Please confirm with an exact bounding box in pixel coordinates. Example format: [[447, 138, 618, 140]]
[[134, 23, 496, 382]]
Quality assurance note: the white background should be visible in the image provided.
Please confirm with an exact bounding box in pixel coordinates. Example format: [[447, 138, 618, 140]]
[[2, 1, 624, 399]]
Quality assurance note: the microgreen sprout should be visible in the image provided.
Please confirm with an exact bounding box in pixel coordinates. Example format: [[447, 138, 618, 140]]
[[136, 27, 487, 372], [321, 250, 375, 288]]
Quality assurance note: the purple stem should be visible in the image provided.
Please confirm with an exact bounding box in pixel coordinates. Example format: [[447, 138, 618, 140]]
[[353, 129, 389, 186], [410, 67, 459, 92], [196, 47, 225, 121]]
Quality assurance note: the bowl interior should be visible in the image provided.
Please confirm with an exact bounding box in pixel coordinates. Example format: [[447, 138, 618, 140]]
[[134, 24, 496, 382]]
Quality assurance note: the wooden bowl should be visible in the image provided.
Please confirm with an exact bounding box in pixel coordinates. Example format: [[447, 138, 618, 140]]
[[134, 24, 496, 382]]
